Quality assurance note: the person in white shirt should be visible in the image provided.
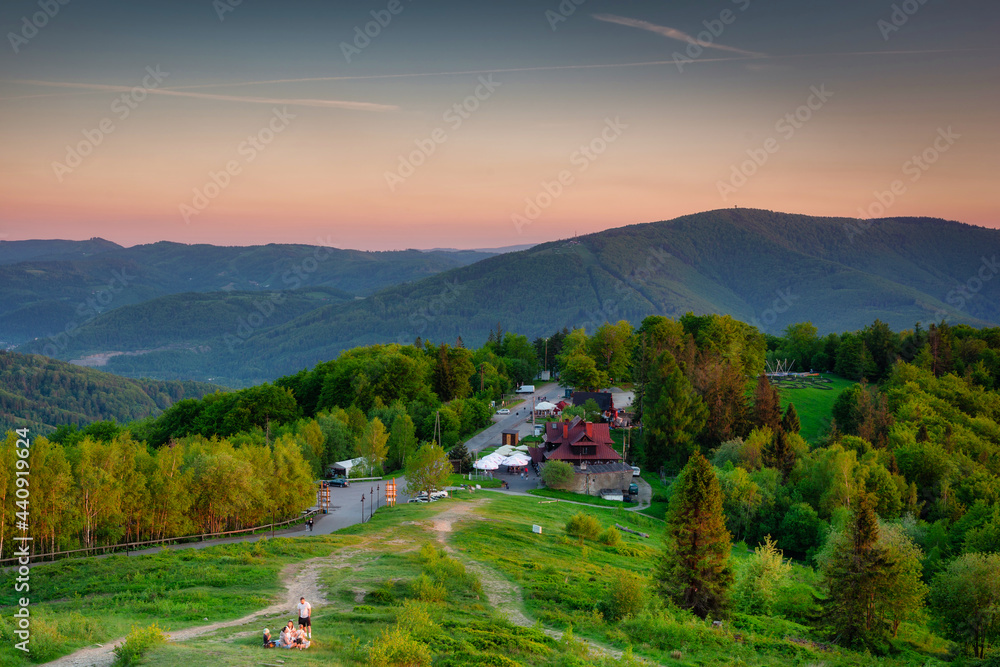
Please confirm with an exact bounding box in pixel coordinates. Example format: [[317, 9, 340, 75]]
[[297, 597, 312, 639]]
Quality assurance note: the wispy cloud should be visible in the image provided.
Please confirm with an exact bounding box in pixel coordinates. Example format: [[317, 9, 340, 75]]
[[592, 13, 764, 57], [3, 79, 398, 111]]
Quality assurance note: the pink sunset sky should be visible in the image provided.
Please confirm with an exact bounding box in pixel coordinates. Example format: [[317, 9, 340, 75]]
[[1, 0, 996, 249]]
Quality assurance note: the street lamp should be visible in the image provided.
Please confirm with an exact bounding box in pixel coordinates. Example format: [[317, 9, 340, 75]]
[[377, 484, 380, 511], [370, 486, 375, 520], [361, 494, 365, 523]]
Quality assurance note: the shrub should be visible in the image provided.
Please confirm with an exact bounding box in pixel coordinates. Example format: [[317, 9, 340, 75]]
[[599, 571, 648, 622], [368, 626, 432, 667], [541, 460, 575, 489], [112, 624, 165, 666], [367, 580, 396, 604], [599, 526, 622, 547], [566, 512, 602, 540], [733, 535, 791, 615], [409, 573, 448, 603]]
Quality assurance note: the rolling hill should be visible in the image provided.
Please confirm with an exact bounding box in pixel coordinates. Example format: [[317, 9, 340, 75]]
[[18, 209, 1000, 385], [0, 241, 495, 346], [0, 351, 221, 434]]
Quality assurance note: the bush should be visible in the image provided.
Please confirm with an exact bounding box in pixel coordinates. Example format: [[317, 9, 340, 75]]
[[599, 526, 622, 547], [112, 624, 165, 666], [368, 626, 432, 667], [599, 571, 648, 622], [541, 460, 575, 489], [566, 512, 602, 540], [409, 573, 448, 603]]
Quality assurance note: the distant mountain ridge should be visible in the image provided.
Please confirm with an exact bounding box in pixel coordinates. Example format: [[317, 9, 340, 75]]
[[15, 209, 1000, 386]]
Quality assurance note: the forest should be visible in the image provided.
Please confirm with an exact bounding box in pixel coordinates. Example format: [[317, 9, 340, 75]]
[[3, 313, 1000, 658]]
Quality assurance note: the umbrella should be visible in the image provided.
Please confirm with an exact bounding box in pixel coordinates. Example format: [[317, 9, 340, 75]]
[[500, 454, 530, 467], [474, 458, 499, 470]]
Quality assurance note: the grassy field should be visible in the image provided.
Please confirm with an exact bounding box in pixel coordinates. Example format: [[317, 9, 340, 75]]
[[527, 488, 634, 508], [773, 374, 855, 443], [0, 492, 951, 667]]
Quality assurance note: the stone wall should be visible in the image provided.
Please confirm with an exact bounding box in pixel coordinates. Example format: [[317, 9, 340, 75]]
[[564, 468, 633, 497]]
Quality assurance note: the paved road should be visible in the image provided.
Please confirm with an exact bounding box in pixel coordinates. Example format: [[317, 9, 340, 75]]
[[464, 382, 562, 454]]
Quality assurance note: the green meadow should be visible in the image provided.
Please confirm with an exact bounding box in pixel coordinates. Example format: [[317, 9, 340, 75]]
[[1, 492, 950, 666]]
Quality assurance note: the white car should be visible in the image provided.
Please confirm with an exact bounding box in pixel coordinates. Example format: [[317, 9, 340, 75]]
[[496, 408, 510, 415], [631, 466, 641, 477]]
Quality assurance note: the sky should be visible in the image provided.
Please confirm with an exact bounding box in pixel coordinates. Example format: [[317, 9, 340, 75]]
[[0, 0, 997, 250]]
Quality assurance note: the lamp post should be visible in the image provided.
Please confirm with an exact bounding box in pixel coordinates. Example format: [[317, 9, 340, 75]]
[[377, 484, 381, 511], [370, 486, 375, 520], [361, 494, 365, 523]]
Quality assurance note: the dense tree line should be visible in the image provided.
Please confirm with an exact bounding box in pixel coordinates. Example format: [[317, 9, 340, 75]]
[[0, 430, 313, 559]]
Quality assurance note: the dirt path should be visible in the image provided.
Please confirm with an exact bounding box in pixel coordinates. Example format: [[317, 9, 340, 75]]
[[43, 554, 338, 666], [427, 501, 640, 663]]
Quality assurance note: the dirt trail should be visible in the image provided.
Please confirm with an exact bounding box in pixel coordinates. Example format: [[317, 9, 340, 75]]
[[43, 554, 340, 667], [428, 501, 637, 663]]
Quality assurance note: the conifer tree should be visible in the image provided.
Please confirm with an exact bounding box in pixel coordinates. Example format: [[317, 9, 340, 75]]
[[821, 492, 891, 649], [645, 352, 708, 471], [763, 428, 796, 480], [752, 374, 782, 431], [655, 452, 733, 618], [781, 403, 801, 434]]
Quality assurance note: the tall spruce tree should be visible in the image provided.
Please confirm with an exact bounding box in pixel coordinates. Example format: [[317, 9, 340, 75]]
[[645, 351, 708, 471], [655, 452, 733, 618], [752, 374, 782, 431], [821, 492, 892, 649], [781, 403, 801, 434]]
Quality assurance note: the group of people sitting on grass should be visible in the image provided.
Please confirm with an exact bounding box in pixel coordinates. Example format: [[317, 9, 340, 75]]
[[263, 621, 309, 649], [262, 596, 312, 650]]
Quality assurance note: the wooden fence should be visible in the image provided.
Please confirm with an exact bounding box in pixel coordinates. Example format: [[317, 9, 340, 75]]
[[0, 509, 319, 567]]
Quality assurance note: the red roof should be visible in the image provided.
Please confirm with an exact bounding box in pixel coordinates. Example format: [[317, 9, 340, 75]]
[[543, 417, 620, 463]]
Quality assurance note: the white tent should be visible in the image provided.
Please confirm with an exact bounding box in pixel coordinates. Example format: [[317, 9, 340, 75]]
[[494, 445, 515, 457], [500, 454, 530, 467], [473, 458, 499, 470], [534, 401, 557, 412]]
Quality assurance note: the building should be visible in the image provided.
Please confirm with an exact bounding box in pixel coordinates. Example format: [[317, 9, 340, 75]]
[[530, 416, 633, 497], [571, 390, 621, 422]]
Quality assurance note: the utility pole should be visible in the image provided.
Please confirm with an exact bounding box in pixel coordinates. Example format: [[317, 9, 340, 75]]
[[361, 494, 365, 523], [433, 411, 442, 448]]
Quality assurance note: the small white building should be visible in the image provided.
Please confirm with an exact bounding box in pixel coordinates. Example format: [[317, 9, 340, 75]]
[[328, 456, 367, 477]]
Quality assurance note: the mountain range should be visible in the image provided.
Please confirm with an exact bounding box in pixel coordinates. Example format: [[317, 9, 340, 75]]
[[10, 209, 1000, 386]]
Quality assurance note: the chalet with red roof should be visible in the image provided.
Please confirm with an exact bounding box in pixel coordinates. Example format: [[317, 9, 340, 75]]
[[543, 416, 620, 464], [530, 416, 633, 497]]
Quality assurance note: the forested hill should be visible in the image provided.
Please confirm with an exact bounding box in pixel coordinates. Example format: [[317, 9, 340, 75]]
[[0, 241, 494, 346], [0, 351, 221, 434], [222, 209, 1000, 378], [16, 209, 1000, 385]]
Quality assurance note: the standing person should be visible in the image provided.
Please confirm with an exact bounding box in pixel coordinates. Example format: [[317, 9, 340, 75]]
[[307, 517, 314, 532], [297, 596, 312, 639]]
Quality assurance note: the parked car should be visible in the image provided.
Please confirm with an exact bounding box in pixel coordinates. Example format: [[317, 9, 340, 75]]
[[329, 477, 350, 487], [407, 497, 429, 503], [496, 408, 510, 415], [631, 466, 641, 477]]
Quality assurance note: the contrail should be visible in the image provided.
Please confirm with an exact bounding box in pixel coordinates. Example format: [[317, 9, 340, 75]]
[[160, 48, 982, 91], [592, 13, 765, 57], [2, 79, 398, 111], [2, 48, 988, 101]]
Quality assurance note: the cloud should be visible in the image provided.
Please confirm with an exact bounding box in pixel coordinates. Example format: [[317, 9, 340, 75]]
[[592, 13, 764, 57], [3, 79, 398, 111]]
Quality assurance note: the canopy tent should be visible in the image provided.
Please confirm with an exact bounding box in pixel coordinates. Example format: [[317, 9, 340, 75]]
[[500, 454, 531, 467], [534, 401, 557, 412]]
